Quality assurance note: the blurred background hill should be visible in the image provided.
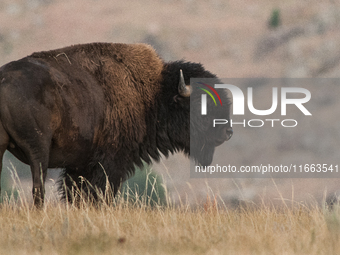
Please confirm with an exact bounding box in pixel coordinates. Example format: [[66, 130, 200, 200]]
[[1, 0, 340, 207]]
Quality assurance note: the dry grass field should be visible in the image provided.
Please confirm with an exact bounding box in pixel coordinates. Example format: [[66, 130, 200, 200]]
[[1, 198, 340, 255], [1, 174, 340, 255]]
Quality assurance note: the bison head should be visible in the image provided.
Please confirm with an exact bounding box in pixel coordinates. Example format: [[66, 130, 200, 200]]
[[185, 74, 232, 166], [164, 63, 232, 167]]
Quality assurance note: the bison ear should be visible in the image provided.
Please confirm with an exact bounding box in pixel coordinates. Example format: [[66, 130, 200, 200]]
[[173, 94, 190, 105], [173, 94, 184, 103], [178, 69, 191, 97]]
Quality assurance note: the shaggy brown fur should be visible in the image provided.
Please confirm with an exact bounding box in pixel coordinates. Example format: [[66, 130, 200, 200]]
[[31, 43, 164, 150]]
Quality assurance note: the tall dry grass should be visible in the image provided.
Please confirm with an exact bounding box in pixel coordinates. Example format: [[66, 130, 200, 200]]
[[1, 170, 340, 254]]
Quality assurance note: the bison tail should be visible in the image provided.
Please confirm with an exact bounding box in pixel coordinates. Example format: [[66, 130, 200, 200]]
[[0, 80, 10, 194], [0, 120, 9, 195]]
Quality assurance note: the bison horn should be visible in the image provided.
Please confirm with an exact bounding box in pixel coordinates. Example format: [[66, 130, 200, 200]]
[[178, 69, 191, 97]]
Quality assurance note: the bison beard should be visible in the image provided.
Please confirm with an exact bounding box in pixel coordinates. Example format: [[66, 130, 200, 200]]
[[0, 43, 232, 207]]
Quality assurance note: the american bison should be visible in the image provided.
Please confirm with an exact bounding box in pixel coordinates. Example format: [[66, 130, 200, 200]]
[[0, 43, 232, 207]]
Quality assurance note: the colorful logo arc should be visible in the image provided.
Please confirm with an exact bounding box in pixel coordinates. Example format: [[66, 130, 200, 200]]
[[198, 82, 223, 106]]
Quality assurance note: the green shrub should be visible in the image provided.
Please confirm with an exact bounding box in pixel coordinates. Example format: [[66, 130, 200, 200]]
[[268, 8, 281, 29], [0, 167, 18, 203], [121, 164, 166, 206]]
